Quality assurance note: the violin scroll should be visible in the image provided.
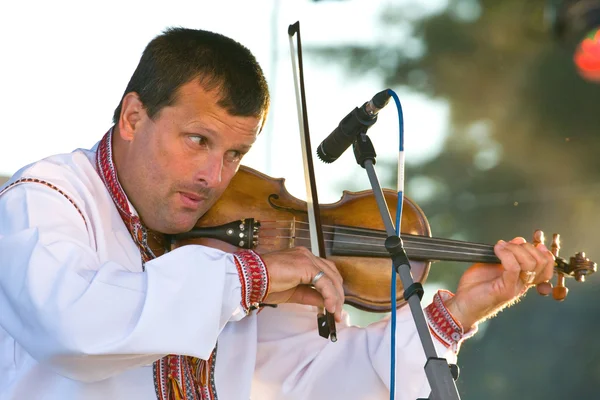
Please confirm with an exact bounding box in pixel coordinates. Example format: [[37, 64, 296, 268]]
[[533, 230, 597, 301]]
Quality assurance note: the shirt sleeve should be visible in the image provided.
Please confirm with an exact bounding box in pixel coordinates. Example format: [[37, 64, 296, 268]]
[[252, 302, 463, 400], [0, 182, 244, 382]]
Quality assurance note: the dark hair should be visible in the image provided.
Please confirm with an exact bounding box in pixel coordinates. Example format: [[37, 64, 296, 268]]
[[112, 27, 270, 127]]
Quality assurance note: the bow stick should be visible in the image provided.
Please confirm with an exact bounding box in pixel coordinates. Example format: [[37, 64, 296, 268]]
[[288, 21, 337, 342]]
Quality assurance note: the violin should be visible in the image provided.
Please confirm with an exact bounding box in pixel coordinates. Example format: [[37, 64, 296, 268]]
[[168, 165, 597, 313]]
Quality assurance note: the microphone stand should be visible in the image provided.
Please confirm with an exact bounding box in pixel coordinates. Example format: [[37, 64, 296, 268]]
[[352, 132, 461, 400]]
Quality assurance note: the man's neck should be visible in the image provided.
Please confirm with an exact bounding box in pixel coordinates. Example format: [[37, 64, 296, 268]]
[[146, 229, 168, 257]]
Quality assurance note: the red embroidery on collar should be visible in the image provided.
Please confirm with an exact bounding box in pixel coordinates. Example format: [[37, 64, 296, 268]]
[[96, 130, 156, 264], [96, 128, 217, 400]]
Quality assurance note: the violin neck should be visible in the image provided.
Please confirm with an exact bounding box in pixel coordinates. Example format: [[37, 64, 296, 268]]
[[330, 226, 500, 264]]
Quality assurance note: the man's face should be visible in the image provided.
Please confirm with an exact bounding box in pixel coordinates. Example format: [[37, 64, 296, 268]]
[[117, 80, 262, 234]]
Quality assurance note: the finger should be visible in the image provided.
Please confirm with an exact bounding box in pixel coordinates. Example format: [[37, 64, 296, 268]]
[[286, 286, 325, 309], [310, 272, 343, 322], [312, 258, 345, 304], [505, 239, 556, 289], [286, 247, 345, 321], [531, 233, 555, 291], [298, 248, 345, 311], [536, 281, 553, 296], [506, 236, 537, 274], [508, 237, 527, 245], [505, 241, 538, 273], [304, 251, 342, 284], [535, 243, 555, 282], [323, 258, 344, 287], [508, 240, 555, 285], [505, 240, 543, 288], [519, 242, 555, 283], [494, 240, 523, 290]]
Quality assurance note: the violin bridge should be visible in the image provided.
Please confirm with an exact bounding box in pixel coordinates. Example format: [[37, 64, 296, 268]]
[[289, 217, 296, 249]]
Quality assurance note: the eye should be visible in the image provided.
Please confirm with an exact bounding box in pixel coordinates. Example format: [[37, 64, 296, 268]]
[[225, 150, 243, 163], [189, 135, 208, 147]]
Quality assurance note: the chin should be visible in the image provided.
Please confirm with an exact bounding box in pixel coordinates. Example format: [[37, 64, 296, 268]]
[[177, 215, 204, 234], [149, 217, 194, 235], [166, 222, 197, 235]]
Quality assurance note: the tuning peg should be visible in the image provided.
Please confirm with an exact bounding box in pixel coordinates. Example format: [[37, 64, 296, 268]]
[[533, 230, 553, 296], [532, 230, 545, 246], [552, 274, 568, 301], [550, 234, 569, 301]]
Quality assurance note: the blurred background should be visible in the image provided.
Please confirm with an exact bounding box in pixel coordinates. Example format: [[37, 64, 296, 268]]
[[1, 0, 599, 398]]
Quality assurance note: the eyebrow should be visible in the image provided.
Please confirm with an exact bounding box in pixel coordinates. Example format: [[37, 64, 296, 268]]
[[187, 123, 255, 152], [236, 144, 253, 153], [188, 123, 217, 136]]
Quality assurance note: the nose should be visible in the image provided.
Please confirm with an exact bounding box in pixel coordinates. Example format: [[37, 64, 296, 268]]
[[198, 153, 223, 187]]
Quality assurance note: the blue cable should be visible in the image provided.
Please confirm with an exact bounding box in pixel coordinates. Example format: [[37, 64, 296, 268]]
[[387, 89, 404, 400]]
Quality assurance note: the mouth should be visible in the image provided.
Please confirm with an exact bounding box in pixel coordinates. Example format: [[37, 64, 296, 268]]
[[178, 192, 207, 209]]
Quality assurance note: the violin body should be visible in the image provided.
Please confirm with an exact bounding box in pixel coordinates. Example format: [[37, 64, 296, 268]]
[[181, 165, 432, 312], [169, 165, 596, 311]]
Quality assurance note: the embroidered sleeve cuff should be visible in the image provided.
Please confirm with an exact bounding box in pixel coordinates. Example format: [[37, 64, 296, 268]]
[[425, 290, 478, 353], [233, 250, 270, 315]]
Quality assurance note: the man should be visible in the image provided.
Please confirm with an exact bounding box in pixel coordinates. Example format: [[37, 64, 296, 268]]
[[0, 27, 553, 400]]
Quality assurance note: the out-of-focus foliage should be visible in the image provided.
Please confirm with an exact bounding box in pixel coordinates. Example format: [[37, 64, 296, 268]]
[[312, 0, 600, 398]]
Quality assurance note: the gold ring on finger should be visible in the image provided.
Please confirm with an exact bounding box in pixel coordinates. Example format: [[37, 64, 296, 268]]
[[519, 270, 536, 285]]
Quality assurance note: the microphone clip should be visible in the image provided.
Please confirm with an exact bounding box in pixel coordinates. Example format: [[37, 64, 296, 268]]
[[352, 133, 377, 168]]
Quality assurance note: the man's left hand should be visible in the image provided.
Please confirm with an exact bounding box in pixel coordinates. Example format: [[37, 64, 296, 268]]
[[444, 237, 555, 330]]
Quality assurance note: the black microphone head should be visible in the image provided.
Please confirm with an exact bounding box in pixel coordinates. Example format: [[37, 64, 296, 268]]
[[316, 142, 336, 163], [316, 91, 391, 164]]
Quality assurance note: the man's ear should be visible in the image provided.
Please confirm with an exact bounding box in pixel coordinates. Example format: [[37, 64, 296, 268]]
[[118, 92, 146, 141]]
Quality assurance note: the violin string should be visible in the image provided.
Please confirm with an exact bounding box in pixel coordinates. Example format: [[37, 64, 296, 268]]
[[289, 227, 495, 251], [250, 219, 495, 252], [258, 231, 497, 256], [257, 221, 496, 253], [257, 240, 498, 259], [259, 220, 493, 248], [257, 235, 497, 258], [258, 233, 496, 253], [303, 246, 497, 258]]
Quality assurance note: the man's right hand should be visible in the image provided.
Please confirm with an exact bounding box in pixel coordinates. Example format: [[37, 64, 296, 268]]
[[260, 247, 345, 323]]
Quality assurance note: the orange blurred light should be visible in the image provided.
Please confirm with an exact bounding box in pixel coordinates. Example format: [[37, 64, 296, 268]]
[[574, 27, 600, 82]]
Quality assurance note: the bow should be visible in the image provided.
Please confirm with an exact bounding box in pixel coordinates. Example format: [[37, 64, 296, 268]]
[[287, 21, 337, 342]]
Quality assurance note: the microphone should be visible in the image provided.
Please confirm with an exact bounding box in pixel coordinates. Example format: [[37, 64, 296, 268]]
[[316, 89, 392, 163]]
